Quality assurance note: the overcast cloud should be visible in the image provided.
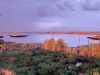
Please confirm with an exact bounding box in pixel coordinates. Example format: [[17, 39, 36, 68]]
[[0, 0, 100, 32]]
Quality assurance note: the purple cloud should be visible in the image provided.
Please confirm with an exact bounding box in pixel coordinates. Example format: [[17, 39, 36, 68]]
[[82, 0, 100, 11], [0, 0, 100, 32]]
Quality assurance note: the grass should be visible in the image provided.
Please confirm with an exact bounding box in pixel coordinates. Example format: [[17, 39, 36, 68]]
[[0, 48, 100, 75], [0, 38, 100, 75]]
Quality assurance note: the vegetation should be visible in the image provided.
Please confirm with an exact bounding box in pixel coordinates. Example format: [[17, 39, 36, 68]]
[[0, 38, 100, 75], [43, 38, 68, 51], [79, 43, 100, 57], [0, 39, 4, 44]]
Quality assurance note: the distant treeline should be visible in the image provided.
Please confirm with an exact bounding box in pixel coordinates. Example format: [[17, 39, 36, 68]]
[[35, 31, 100, 35]]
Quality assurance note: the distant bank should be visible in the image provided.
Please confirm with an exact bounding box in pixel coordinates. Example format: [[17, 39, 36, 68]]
[[35, 31, 100, 35], [1, 31, 100, 35]]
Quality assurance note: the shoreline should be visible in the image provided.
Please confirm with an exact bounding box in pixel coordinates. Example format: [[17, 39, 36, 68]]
[[35, 31, 100, 35], [1, 31, 100, 35]]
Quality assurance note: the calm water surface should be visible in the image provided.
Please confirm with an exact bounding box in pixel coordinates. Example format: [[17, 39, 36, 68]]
[[1, 32, 99, 47]]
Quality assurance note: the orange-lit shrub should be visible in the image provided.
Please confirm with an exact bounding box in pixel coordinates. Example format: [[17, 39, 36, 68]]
[[56, 39, 67, 51], [0, 69, 15, 75], [79, 43, 100, 57], [93, 72, 100, 75], [43, 38, 68, 52], [43, 38, 56, 51]]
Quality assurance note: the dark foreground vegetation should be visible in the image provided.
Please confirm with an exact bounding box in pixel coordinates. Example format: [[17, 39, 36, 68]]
[[0, 38, 100, 75]]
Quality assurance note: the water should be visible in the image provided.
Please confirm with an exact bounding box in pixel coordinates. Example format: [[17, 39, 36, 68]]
[[0, 32, 99, 47]]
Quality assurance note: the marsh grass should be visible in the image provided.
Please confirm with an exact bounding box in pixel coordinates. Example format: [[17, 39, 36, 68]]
[[0, 39, 100, 75]]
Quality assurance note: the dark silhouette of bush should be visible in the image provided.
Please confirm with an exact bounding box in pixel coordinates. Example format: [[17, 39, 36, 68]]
[[0, 39, 4, 44]]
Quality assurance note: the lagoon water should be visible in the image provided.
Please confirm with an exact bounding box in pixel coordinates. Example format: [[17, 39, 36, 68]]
[[1, 32, 99, 47]]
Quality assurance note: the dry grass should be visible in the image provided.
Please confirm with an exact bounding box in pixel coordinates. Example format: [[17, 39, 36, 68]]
[[79, 43, 100, 57]]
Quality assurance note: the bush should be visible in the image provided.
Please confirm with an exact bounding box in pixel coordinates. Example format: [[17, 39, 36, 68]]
[[43, 38, 68, 52], [15, 54, 30, 67], [0, 39, 4, 44], [38, 63, 58, 75]]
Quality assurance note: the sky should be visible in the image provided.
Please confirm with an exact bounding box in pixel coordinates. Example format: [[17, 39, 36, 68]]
[[0, 0, 100, 32]]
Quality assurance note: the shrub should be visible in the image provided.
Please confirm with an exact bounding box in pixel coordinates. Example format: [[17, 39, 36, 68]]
[[0, 68, 15, 75], [79, 43, 100, 57], [38, 63, 58, 75], [0, 39, 4, 44], [43, 38, 69, 52]]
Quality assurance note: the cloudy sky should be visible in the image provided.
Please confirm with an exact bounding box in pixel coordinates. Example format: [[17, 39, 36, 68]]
[[0, 0, 100, 32]]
